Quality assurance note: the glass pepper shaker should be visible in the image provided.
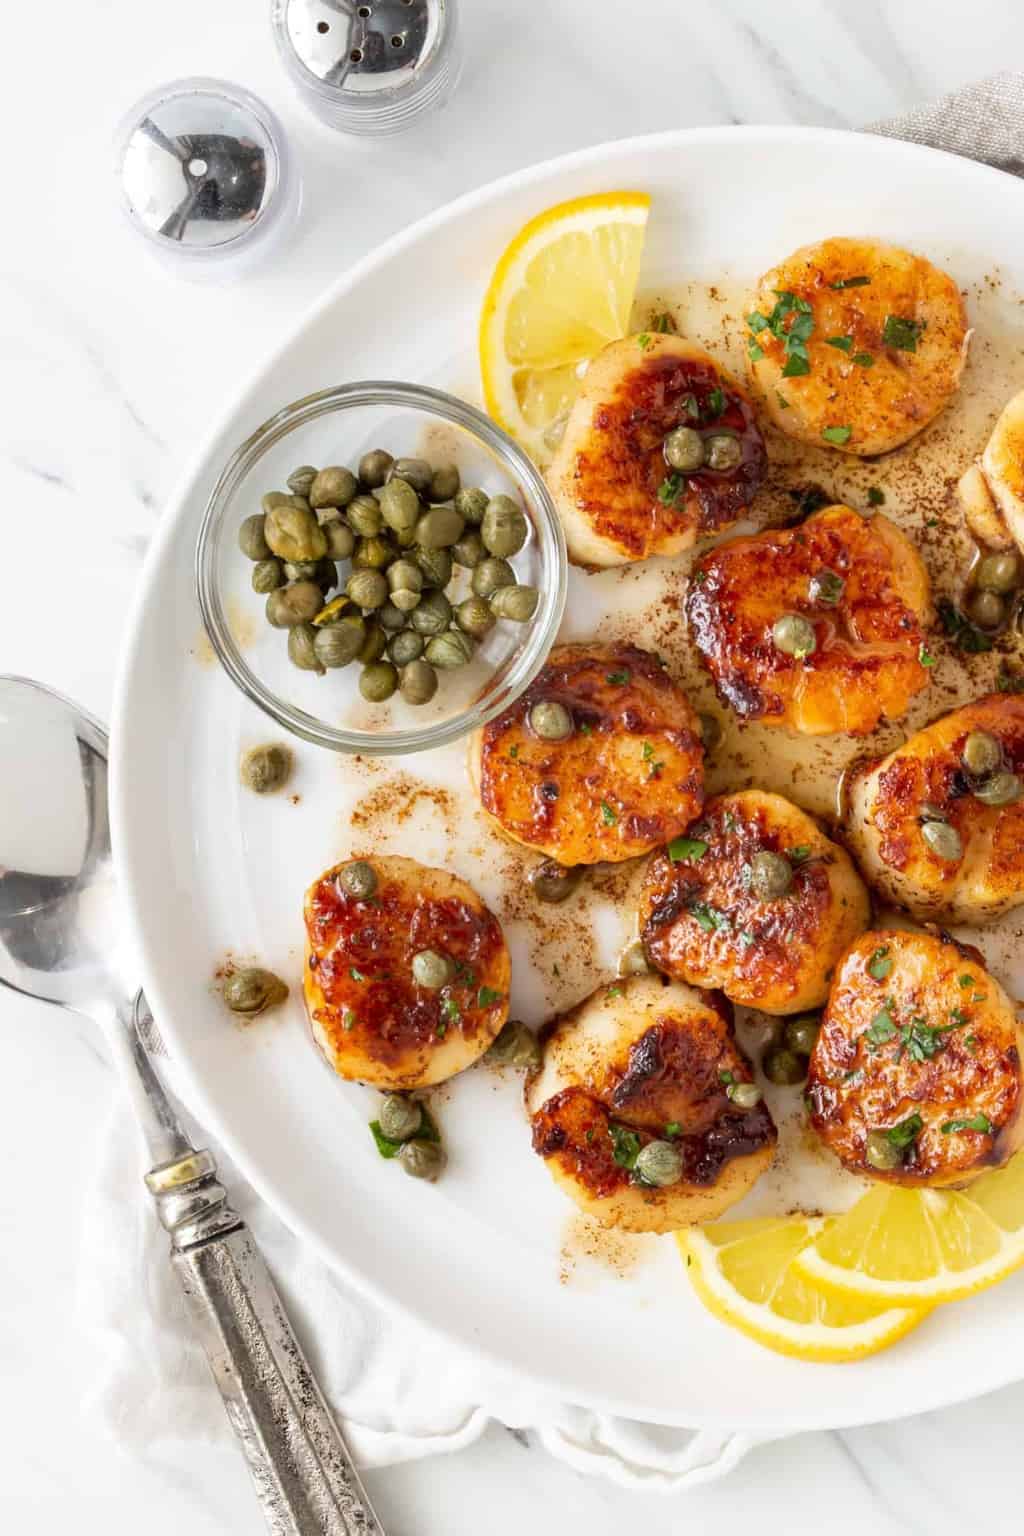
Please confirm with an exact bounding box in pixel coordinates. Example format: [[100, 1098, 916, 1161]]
[[271, 0, 462, 135]]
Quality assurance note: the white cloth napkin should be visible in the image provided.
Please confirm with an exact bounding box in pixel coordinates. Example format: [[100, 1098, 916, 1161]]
[[80, 74, 1024, 1490]]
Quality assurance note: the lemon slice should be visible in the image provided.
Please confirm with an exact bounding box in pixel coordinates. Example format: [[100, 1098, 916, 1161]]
[[479, 191, 650, 465], [793, 1152, 1024, 1307], [679, 1218, 924, 1362]]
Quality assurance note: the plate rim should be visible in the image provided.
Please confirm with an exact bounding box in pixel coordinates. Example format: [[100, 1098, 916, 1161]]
[[111, 122, 1024, 1432]]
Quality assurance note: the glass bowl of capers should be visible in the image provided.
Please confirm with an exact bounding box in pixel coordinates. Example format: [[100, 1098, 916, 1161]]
[[196, 382, 567, 753]]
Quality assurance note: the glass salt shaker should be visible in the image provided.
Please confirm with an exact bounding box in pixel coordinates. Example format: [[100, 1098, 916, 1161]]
[[271, 0, 462, 135]]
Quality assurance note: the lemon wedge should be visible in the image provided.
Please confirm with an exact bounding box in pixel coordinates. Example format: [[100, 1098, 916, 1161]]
[[479, 191, 650, 465], [793, 1153, 1024, 1307], [679, 1217, 925, 1362]]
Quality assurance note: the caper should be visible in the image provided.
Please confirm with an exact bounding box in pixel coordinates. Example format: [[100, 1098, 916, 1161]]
[[239, 743, 293, 795], [618, 939, 650, 977], [748, 850, 793, 900], [222, 966, 289, 1017], [784, 1015, 820, 1057], [399, 659, 438, 706], [252, 558, 284, 593], [472, 557, 515, 598], [358, 448, 394, 490], [347, 569, 389, 610], [452, 531, 485, 568], [389, 456, 432, 495], [287, 622, 325, 674], [339, 860, 377, 899], [378, 1094, 422, 1143], [481, 495, 528, 558], [310, 466, 357, 510], [390, 588, 422, 615], [353, 535, 395, 570], [379, 477, 421, 535], [283, 559, 321, 582], [529, 701, 573, 740], [489, 584, 539, 622], [398, 1139, 446, 1181], [425, 630, 474, 669], [266, 581, 324, 628], [313, 615, 366, 668], [429, 464, 461, 503], [921, 818, 963, 860], [484, 1020, 541, 1070], [772, 613, 816, 658], [962, 730, 1002, 777], [919, 801, 947, 823], [967, 588, 1005, 630], [346, 493, 384, 538], [357, 622, 387, 665], [415, 505, 465, 549], [379, 601, 406, 632], [239, 513, 272, 560], [727, 1081, 764, 1109], [455, 486, 489, 525], [975, 550, 1021, 594], [663, 426, 704, 472], [415, 546, 453, 588], [530, 860, 583, 904], [865, 1129, 902, 1172], [286, 465, 319, 498], [360, 660, 398, 702], [808, 568, 844, 606], [455, 597, 497, 639], [261, 491, 293, 514], [763, 1047, 806, 1086], [411, 948, 455, 989], [974, 771, 1023, 807], [323, 521, 356, 560], [388, 629, 424, 666], [705, 433, 743, 472], [411, 590, 453, 636], [698, 712, 722, 752], [634, 1139, 683, 1187], [264, 503, 328, 563], [315, 557, 340, 592], [388, 559, 424, 597]]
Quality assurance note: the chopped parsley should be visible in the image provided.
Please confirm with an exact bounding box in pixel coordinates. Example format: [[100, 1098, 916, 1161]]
[[918, 644, 936, 667], [787, 845, 812, 865], [897, 1013, 968, 1064], [657, 474, 683, 507], [867, 487, 885, 506], [680, 392, 700, 420], [606, 985, 623, 999], [866, 1008, 897, 1047], [609, 1123, 642, 1169], [723, 811, 738, 833], [719, 1070, 735, 1087], [825, 335, 853, 352], [776, 390, 791, 410], [342, 1009, 357, 1031], [349, 966, 367, 982], [852, 352, 874, 367], [665, 1122, 681, 1137], [600, 801, 617, 826], [706, 386, 725, 417], [746, 290, 815, 378], [886, 1114, 923, 1151], [508, 744, 519, 759], [822, 425, 852, 445], [606, 671, 631, 685], [882, 315, 924, 352], [941, 1114, 994, 1136], [370, 1107, 440, 1160], [748, 340, 765, 362], [652, 311, 676, 334], [668, 835, 709, 862], [637, 333, 653, 351], [578, 721, 593, 736], [688, 900, 729, 933], [738, 929, 756, 948], [959, 974, 974, 987], [442, 996, 461, 1022], [436, 1021, 447, 1038], [937, 598, 993, 654], [477, 986, 503, 1008], [867, 946, 893, 981], [830, 275, 871, 289]]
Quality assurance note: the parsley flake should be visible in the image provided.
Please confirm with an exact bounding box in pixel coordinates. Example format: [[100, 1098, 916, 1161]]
[[748, 341, 765, 362], [652, 311, 676, 334], [609, 1124, 642, 1169], [825, 335, 854, 352], [886, 1114, 923, 1150], [606, 671, 630, 686], [822, 425, 852, 445], [657, 474, 683, 507], [958, 975, 974, 988], [830, 275, 871, 289], [508, 744, 519, 759], [706, 386, 725, 417], [853, 352, 875, 367], [668, 835, 709, 862], [941, 1114, 994, 1136], [866, 1009, 897, 1048], [442, 997, 461, 1022], [787, 845, 812, 865], [719, 1070, 735, 1087], [867, 946, 893, 981], [688, 900, 729, 933], [919, 644, 936, 667], [606, 985, 623, 999], [867, 487, 885, 506], [776, 390, 791, 410], [477, 986, 503, 1008], [600, 801, 617, 826], [938, 598, 992, 654], [637, 333, 652, 351], [349, 966, 367, 982], [665, 1122, 681, 1137], [882, 315, 924, 352], [343, 1009, 357, 1031]]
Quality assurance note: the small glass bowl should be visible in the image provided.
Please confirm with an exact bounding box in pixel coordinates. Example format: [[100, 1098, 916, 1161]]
[[196, 383, 567, 754]]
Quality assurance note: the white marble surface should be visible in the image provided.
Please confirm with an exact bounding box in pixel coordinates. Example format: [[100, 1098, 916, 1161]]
[[4, 1, 1024, 1531]]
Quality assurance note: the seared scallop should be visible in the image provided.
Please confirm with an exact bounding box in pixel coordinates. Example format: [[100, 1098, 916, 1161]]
[[638, 791, 869, 1015], [845, 692, 1024, 924], [686, 503, 933, 735], [807, 930, 1024, 1187], [469, 642, 704, 866], [547, 333, 767, 567], [303, 855, 510, 1090], [958, 387, 1024, 552], [747, 236, 968, 456], [526, 974, 777, 1233]]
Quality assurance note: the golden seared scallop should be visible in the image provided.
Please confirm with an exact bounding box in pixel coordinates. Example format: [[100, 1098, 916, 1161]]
[[845, 692, 1024, 924], [526, 974, 777, 1233], [546, 332, 767, 567], [807, 930, 1024, 1187], [637, 791, 869, 1015], [685, 503, 933, 735], [747, 236, 968, 456], [303, 855, 510, 1090], [958, 387, 1024, 552], [469, 642, 703, 866]]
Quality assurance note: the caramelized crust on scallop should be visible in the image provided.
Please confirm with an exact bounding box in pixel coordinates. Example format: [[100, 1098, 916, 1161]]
[[469, 642, 704, 865], [958, 387, 1024, 552], [747, 237, 968, 456], [638, 791, 869, 1015], [547, 333, 767, 567], [526, 975, 776, 1232], [807, 930, 1024, 1187], [686, 504, 933, 735], [303, 855, 510, 1090], [845, 693, 1024, 923]]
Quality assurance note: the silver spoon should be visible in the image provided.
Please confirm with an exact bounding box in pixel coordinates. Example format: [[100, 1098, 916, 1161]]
[[0, 676, 384, 1536]]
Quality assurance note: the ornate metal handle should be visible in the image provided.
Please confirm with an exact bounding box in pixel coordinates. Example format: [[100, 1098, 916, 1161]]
[[145, 1148, 385, 1536]]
